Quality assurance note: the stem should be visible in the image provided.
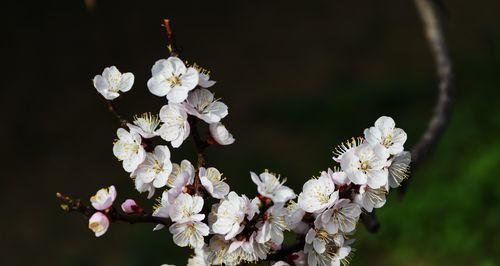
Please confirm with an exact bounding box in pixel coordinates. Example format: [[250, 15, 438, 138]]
[[103, 98, 128, 126], [189, 117, 210, 168], [161, 18, 211, 193], [163, 19, 179, 56], [399, 0, 455, 196]]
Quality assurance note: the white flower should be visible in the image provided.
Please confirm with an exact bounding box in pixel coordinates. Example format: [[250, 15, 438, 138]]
[[183, 88, 228, 123], [340, 143, 388, 188], [88, 212, 110, 237], [387, 151, 411, 188], [127, 113, 161, 139], [112, 128, 146, 173], [152, 190, 172, 231], [212, 192, 247, 240], [316, 199, 361, 234], [147, 57, 199, 103], [158, 104, 190, 148], [250, 171, 295, 203], [209, 122, 235, 145], [90, 185, 117, 211], [93, 66, 134, 100], [256, 204, 288, 244], [187, 248, 209, 266], [285, 201, 308, 235], [134, 176, 155, 199], [206, 235, 234, 265], [272, 262, 290, 266], [364, 116, 407, 158], [298, 175, 338, 213], [304, 240, 351, 266], [332, 137, 363, 163], [167, 160, 196, 188], [305, 229, 343, 254], [198, 72, 216, 88], [354, 185, 387, 212], [227, 233, 270, 264], [132, 145, 172, 198], [304, 230, 349, 266], [169, 193, 205, 223], [169, 221, 209, 248], [199, 167, 230, 199], [321, 168, 350, 187], [243, 195, 261, 221], [165, 160, 196, 204]]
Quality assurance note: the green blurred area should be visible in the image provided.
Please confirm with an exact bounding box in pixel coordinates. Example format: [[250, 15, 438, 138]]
[[2, 0, 500, 265]]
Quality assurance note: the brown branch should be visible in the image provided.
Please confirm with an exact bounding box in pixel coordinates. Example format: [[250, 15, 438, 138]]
[[399, 0, 455, 196], [56, 192, 170, 226], [163, 18, 179, 56], [360, 0, 455, 232], [188, 116, 210, 168], [103, 98, 128, 127], [161, 18, 210, 194]]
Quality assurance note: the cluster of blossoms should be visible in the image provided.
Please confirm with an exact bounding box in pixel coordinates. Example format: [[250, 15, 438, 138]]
[[82, 50, 410, 266]]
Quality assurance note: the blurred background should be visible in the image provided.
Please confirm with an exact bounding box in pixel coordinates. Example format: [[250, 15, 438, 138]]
[[2, 0, 500, 265]]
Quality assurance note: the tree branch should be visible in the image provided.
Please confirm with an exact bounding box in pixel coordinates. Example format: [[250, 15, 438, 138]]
[[163, 18, 180, 56], [102, 98, 128, 127], [56, 192, 170, 226], [188, 116, 210, 168], [161, 18, 210, 196], [399, 0, 455, 196]]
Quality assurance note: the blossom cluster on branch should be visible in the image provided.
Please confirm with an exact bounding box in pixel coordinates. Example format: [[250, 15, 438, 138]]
[[58, 21, 411, 266]]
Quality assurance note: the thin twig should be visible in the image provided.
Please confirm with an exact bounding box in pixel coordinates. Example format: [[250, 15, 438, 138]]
[[161, 18, 210, 196], [56, 192, 170, 226], [163, 18, 179, 56], [103, 98, 128, 126], [189, 117, 210, 168], [399, 0, 455, 196]]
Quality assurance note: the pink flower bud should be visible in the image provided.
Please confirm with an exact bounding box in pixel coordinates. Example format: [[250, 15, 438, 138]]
[[270, 241, 282, 251], [291, 251, 306, 266], [88, 212, 109, 237], [121, 199, 139, 214]]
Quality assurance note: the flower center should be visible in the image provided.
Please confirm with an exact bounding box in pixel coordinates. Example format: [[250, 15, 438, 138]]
[[316, 192, 331, 204], [122, 143, 140, 156], [167, 74, 182, 87], [382, 134, 393, 147], [360, 161, 370, 171], [89, 222, 104, 232], [153, 160, 164, 174]]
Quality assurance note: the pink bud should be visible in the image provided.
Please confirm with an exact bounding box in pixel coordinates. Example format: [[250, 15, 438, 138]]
[[88, 212, 109, 237], [291, 251, 306, 266], [121, 199, 139, 214], [270, 241, 282, 251]]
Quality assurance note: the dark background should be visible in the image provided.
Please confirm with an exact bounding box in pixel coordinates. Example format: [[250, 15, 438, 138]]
[[2, 0, 500, 265]]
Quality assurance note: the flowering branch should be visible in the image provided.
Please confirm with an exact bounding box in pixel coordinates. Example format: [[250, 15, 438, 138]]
[[59, 17, 416, 266], [56, 192, 170, 226], [399, 0, 455, 196]]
